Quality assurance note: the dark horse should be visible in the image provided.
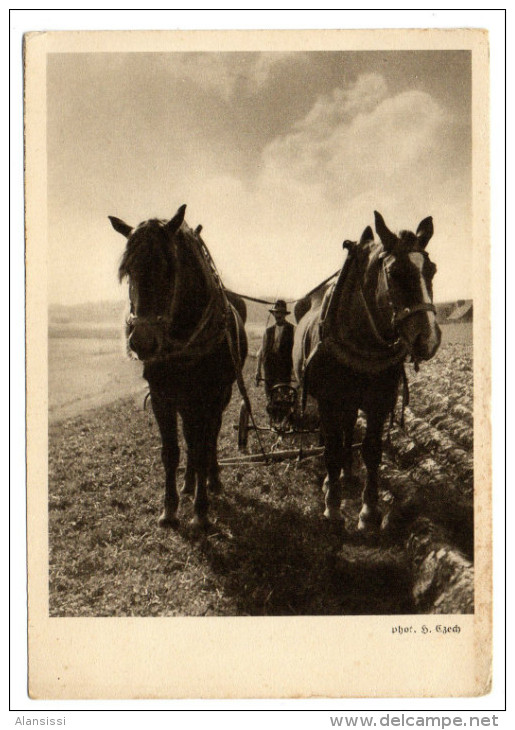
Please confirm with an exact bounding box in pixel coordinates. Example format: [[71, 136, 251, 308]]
[[109, 204, 247, 528], [293, 211, 441, 532]]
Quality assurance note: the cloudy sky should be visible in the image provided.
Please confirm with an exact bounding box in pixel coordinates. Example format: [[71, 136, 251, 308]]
[[47, 50, 471, 305]]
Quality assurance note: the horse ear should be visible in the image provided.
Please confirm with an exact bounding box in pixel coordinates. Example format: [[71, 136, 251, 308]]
[[374, 211, 397, 253], [416, 216, 434, 248], [166, 204, 187, 234], [108, 216, 133, 238], [359, 226, 374, 245]]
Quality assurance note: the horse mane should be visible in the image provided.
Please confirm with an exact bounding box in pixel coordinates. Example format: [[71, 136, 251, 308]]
[[118, 219, 173, 283], [319, 239, 407, 372], [118, 216, 247, 346]]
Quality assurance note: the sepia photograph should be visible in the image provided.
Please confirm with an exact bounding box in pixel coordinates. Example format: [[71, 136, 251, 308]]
[[23, 26, 493, 699]]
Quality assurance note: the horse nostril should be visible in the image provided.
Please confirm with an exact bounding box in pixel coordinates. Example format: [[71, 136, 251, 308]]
[[129, 327, 157, 359], [414, 332, 440, 360]]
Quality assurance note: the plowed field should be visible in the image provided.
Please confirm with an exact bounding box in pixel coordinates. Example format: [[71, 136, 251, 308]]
[[48, 324, 473, 616]]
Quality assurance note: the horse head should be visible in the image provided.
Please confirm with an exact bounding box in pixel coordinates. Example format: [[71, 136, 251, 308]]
[[109, 204, 207, 361], [373, 211, 441, 362]]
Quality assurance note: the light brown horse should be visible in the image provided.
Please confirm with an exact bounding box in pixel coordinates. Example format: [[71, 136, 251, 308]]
[[293, 212, 441, 532], [109, 204, 247, 528]]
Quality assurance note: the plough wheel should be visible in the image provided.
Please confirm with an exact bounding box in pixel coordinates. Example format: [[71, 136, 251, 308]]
[[238, 400, 250, 451]]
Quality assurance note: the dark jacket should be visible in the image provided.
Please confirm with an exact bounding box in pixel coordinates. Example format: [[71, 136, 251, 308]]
[[259, 321, 295, 386]]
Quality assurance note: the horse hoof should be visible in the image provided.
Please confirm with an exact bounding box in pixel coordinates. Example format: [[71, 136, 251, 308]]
[[323, 507, 343, 521], [181, 484, 195, 496], [158, 513, 179, 529], [357, 507, 381, 533], [190, 515, 210, 530], [380, 511, 393, 532], [380, 510, 405, 537]]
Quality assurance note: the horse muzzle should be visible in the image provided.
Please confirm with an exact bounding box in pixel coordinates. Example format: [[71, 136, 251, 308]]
[[395, 303, 441, 362], [411, 323, 442, 361], [128, 323, 159, 360]]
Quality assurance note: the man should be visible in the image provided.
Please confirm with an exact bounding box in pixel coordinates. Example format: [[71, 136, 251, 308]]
[[255, 299, 295, 399]]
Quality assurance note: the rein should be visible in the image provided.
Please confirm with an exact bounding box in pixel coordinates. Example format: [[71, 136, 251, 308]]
[[126, 291, 226, 363], [126, 227, 229, 363], [305, 244, 436, 433], [194, 231, 270, 463], [380, 254, 436, 330], [319, 249, 406, 373], [319, 247, 436, 373], [228, 269, 340, 307]]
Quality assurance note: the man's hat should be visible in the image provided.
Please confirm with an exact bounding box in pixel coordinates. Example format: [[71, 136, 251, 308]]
[[269, 299, 290, 315]]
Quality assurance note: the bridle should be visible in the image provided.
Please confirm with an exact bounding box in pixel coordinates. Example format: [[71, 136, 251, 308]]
[[124, 233, 228, 362], [320, 243, 437, 369], [379, 252, 437, 337], [126, 301, 227, 362]]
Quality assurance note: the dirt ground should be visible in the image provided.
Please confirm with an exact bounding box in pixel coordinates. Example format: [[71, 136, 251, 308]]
[[47, 323, 472, 617], [49, 338, 146, 422], [48, 323, 471, 422]]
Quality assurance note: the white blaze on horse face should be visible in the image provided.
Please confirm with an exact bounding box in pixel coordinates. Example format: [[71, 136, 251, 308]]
[[408, 252, 440, 349]]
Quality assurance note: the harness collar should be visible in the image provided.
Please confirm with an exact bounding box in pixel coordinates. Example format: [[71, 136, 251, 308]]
[[126, 227, 228, 362], [317, 245, 437, 373], [380, 257, 436, 330]]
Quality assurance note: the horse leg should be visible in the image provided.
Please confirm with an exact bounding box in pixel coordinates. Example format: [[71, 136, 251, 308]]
[[150, 394, 180, 528], [318, 399, 345, 521], [181, 458, 196, 496], [208, 386, 232, 494], [180, 424, 195, 496], [341, 406, 359, 496], [207, 408, 224, 494], [181, 417, 206, 496], [358, 411, 387, 532], [182, 411, 211, 529]]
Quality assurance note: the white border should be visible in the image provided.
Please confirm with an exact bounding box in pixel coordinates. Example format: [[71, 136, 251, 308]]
[[9, 7, 507, 720]]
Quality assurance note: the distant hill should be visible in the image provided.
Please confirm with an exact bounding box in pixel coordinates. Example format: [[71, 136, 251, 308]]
[[49, 300, 126, 325], [446, 300, 473, 322], [49, 297, 276, 327], [434, 301, 456, 323], [435, 300, 473, 323], [49, 296, 471, 328]]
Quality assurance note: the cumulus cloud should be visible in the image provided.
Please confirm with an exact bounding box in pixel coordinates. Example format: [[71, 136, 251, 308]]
[[262, 75, 449, 204], [251, 52, 301, 90], [200, 73, 471, 300], [296, 73, 388, 135], [169, 52, 300, 101]]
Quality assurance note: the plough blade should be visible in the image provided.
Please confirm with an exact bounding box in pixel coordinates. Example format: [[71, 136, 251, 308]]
[[218, 446, 325, 466]]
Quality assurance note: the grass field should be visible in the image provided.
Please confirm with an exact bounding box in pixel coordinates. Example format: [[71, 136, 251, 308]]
[[49, 338, 144, 422], [48, 321, 471, 422], [48, 321, 473, 616]]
